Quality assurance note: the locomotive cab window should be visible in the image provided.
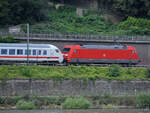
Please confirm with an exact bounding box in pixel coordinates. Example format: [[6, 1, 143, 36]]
[[1, 49, 7, 55], [9, 49, 15, 55], [55, 49, 59, 53], [63, 48, 70, 52], [132, 50, 135, 54]]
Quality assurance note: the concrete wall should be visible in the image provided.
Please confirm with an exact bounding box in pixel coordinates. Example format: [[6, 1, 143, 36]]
[[0, 79, 150, 96]]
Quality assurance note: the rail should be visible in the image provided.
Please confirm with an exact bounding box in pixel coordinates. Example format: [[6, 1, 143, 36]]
[[0, 61, 149, 68], [0, 32, 150, 41]]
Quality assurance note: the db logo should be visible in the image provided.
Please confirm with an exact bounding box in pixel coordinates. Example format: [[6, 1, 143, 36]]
[[103, 54, 106, 57]]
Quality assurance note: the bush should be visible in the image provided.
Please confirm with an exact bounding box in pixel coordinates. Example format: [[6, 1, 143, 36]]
[[136, 93, 150, 108], [4, 96, 22, 105], [0, 35, 19, 43], [146, 67, 150, 78], [104, 104, 118, 109], [19, 67, 33, 78], [107, 64, 122, 77], [61, 97, 92, 109], [118, 17, 150, 35], [16, 100, 35, 110], [34, 96, 66, 107]]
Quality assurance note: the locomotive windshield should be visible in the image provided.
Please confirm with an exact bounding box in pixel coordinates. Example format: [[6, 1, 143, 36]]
[[63, 48, 70, 52]]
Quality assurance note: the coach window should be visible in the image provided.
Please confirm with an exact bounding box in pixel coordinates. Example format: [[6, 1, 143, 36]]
[[38, 50, 41, 55], [43, 50, 47, 55], [25, 49, 31, 55], [1, 49, 7, 55], [33, 50, 36, 55], [17, 49, 23, 55], [9, 49, 15, 55]]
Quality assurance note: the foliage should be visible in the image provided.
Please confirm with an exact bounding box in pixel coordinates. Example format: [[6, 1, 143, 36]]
[[146, 67, 150, 78], [118, 17, 150, 35], [1, 1, 150, 35], [0, 65, 147, 80], [107, 64, 122, 77], [112, 0, 150, 18], [30, 4, 113, 34], [0, 95, 137, 109], [19, 66, 33, 78], [61, 96, 92, 109], [29, 4, 150, 35], [0, 35, 19, 43], [16, 100, 35, 110], [33, 96, 66, 108], [136, 93, 150, 108], [104, 104, 118, 109], [0, 96, 22, 105], [0, 0, 49, 26]]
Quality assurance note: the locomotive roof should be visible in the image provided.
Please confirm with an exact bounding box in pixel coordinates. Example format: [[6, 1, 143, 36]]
[[81, 45, 128, 49], [0, 43, 55, 48]]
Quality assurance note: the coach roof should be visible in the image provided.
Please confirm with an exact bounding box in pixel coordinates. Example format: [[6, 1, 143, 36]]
[[0, 43, 55, 48]]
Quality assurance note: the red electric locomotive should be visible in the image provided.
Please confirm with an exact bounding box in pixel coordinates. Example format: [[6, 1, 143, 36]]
[[62, 45, 139, 64]]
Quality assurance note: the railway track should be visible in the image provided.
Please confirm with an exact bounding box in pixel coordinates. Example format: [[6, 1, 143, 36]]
[[0, 62, 149, 68]]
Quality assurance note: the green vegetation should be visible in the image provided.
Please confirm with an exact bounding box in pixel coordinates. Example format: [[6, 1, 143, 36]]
[[104, 104, 118, 109], [98, 0, 150, 18], [0, 35, 19, 43], [1, 1, 150, 35], [0, 65, 147, 80], [136, 93, 150, 108], [107, 64, 121, 77], [0, 94, 150, 109], [0, 95, 136, 109], [29, 5, 113, 34], [29, 5, 150, 35], [62, 96, 92, 109], [118, 17, 150, 35], [0, 0, 48, 26], [90, 94, 135, 107], [16, 100, 35, 110]]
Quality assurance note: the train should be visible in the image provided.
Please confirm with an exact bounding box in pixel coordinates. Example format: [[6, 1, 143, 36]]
[[0, 43, 139, 65], [62, 45, 139, 65], [0, 43, 63, 64]]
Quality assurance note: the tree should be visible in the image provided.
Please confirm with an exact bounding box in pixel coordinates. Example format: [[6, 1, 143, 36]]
[[0, 0, 10, 26], [113, 0, 150, 18], [0, 0, 49, 26]]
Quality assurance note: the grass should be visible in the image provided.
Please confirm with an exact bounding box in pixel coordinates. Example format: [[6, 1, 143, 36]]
[[16, 100, 35, 110], [0, 65, 148, 81], [136, 93, 150, 108], [61, 96, 92, 109]]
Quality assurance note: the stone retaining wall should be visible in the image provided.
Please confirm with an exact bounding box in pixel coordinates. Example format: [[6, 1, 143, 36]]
[[0, 79, 150, 96]]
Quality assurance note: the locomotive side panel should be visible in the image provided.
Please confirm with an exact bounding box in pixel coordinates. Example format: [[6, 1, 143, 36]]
[[62, 45, 139, 64]]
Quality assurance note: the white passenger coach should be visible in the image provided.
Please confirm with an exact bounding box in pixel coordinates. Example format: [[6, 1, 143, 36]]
[[0, 43, 63, 64]]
